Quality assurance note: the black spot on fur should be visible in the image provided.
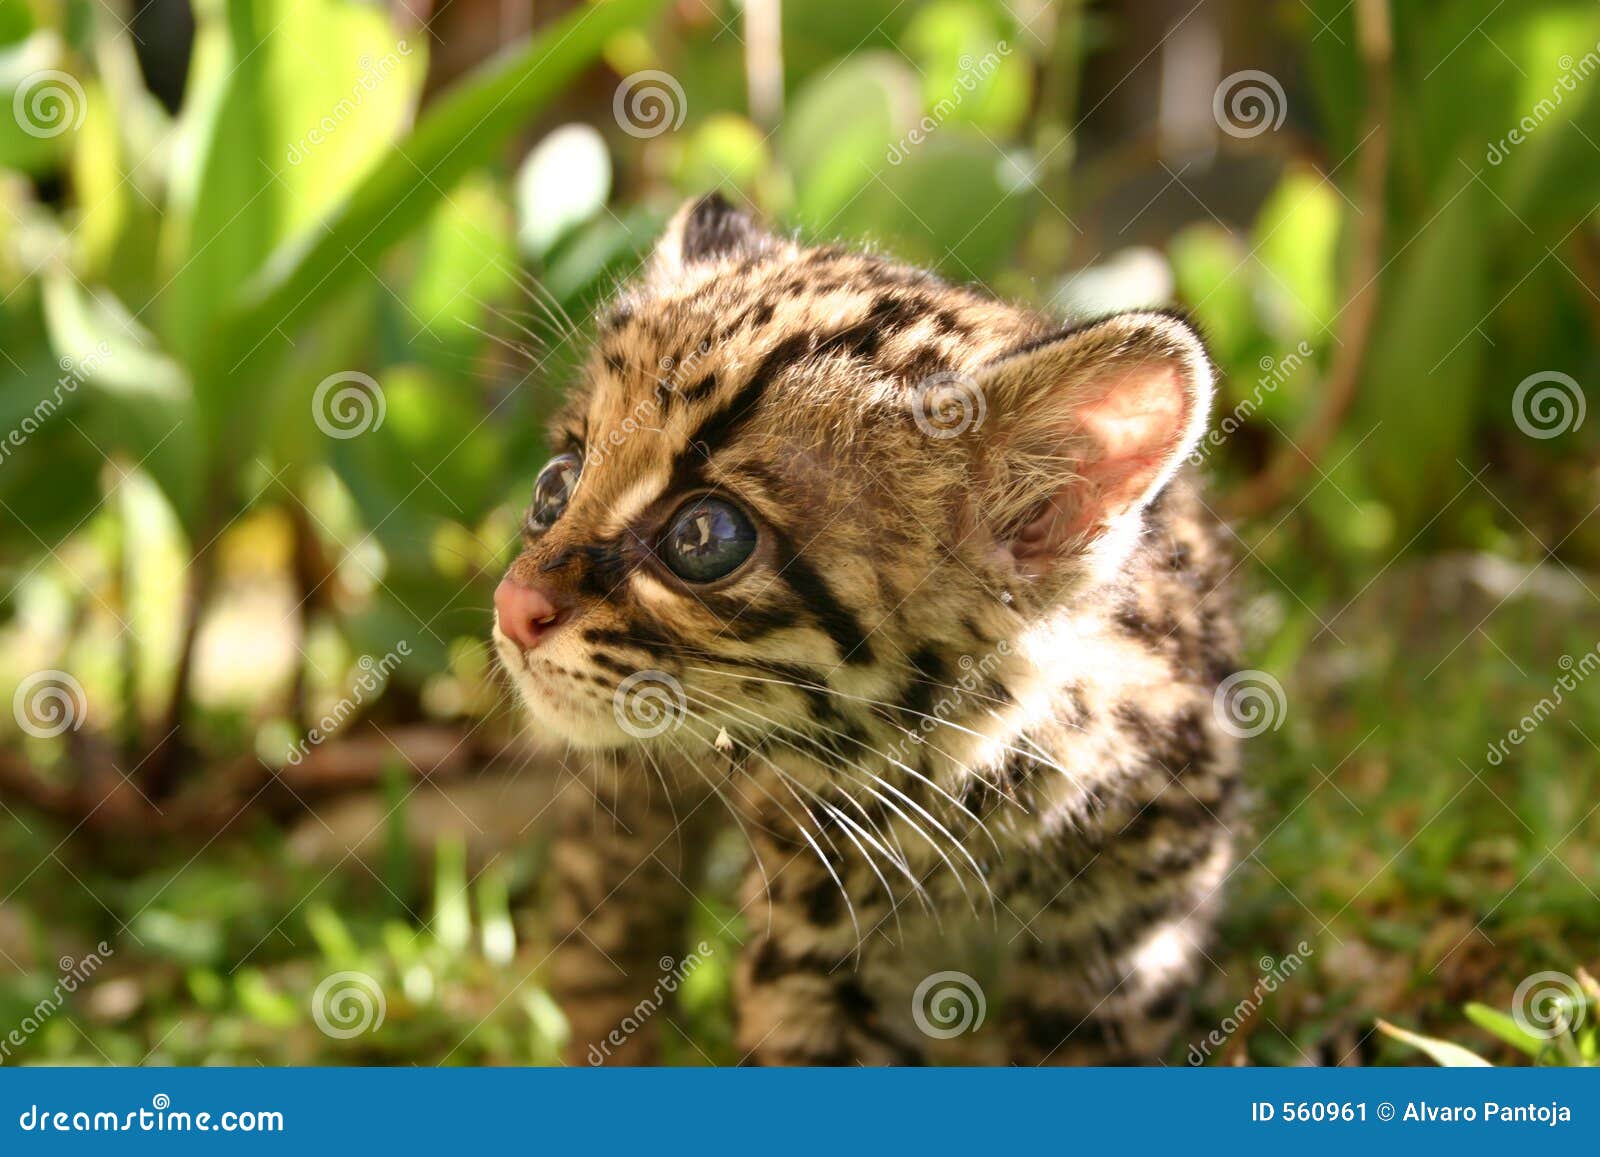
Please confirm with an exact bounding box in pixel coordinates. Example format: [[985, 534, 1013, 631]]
[[801, 875, 844, 925], [678, 373, 718, 407]]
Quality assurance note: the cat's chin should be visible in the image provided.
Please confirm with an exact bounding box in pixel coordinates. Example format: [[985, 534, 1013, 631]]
[[500, 668, 641, 750], [507, 680, 629, 749]]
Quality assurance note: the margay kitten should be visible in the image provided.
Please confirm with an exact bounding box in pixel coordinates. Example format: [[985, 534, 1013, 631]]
[[492, 194, 1239, 1066]]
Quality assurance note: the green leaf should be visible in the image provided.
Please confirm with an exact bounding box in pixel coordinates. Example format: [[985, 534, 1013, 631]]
[[783, 52, 920, 225], [207, 0, 664, 405], [902, 1, 1031, 135], [0, 0, 33, 46], [829, 129, 1034, 281], [236, 969, 299, 1028], [1169, 223, 1257, 365], [673, 113, 769, 196], [433, 836, 471, 954], [42, 272, 188, 401], [40, 273, 201, 527], [1358, 177, 1488, 529], [1463, 1001, 1547, 1059], [163, 0, 426, 373], [409, 174, 518, 357], [475, 865, 515, 965], [1377, 1018, 1494, 1067], [305, 903, 362, 964], [1253, 166, 1341, 340]]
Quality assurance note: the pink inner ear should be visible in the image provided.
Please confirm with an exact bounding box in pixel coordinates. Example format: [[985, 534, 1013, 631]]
[[1074, 364, 1189, 509], [1008, 364, 1191, 578]]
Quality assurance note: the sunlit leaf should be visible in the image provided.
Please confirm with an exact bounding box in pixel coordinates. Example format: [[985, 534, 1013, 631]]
[[1377, 1018, 1494, 1066], [1463, 1001, 1547, 1058]]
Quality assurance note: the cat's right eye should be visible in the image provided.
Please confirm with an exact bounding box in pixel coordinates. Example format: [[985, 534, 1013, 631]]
[[528, 452, 581, 531]]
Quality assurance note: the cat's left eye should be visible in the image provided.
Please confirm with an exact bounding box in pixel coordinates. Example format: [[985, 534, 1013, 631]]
[[660, 496, 758, 583], [529, 452, 581, 531]]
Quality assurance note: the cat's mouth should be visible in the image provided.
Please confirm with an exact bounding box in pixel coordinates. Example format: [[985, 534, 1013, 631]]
[[493, 627, 659, 750]]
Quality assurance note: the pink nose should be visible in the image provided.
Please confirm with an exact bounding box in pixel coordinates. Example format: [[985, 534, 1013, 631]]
[[495, 578, 561, 651]]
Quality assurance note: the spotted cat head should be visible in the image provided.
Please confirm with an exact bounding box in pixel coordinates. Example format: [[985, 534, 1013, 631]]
[[493, 194, 1215, 754]]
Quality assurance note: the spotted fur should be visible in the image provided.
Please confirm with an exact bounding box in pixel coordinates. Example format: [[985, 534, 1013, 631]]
[[495, 194, 1239, 1065]]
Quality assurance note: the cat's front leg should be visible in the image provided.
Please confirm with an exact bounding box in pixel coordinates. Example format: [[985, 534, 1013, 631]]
[[1000, 843, 1232, 1065], [544, 761, 710, 1065], [732, 815, 927, 1066]]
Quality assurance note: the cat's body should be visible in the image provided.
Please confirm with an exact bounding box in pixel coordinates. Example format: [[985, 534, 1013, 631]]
[[494, 195, 1239, 1065]]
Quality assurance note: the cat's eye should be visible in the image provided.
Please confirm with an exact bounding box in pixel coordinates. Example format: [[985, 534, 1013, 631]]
[[660, 496, 757, 583], [529, 453, 581, 531]]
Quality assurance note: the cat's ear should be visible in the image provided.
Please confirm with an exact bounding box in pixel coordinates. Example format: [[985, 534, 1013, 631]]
[[652, 192, 780, 278], [977, 311, 1214, 579]]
